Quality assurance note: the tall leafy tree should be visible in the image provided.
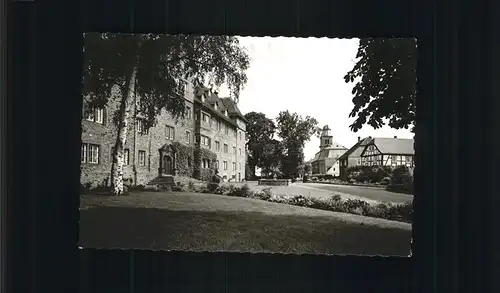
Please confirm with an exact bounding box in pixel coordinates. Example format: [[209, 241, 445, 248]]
[[260, 139, 284, 178], [276, 111, 320, 178], [243, 111, 276, 175], [344, 38, 417, 132], [84, 33, 250, 195]]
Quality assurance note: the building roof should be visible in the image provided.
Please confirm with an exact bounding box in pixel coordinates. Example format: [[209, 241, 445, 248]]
[[220, 97, 248, 124], [368, 137, 414, 155], [310, 144, 348, 163], [193, 85, 243, 127], [338, 137, 373, 160]]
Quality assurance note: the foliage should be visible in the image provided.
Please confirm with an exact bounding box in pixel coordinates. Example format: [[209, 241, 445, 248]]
[[244, 112, 278, 174], [346, 165, 392, 183], [276, 111, 320, 178], [344, 38, 417, 132], [386, 166, 413, 194], [193, 147, 217, 181], [84, 33, 250, 125], [171, 142, 195, 177]]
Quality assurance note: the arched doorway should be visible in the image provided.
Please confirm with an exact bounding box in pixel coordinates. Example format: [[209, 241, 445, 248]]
[[163, 155, 173, 175]]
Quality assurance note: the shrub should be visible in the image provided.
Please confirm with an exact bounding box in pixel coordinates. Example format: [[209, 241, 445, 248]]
[[187, 181, 195, 191], [172, 185, 184, 192], [261, 187, 273, 200], [290, 195, 314, 207], [207, 183, 219, 193], [380, 177, 391, 185], [80, 183, 92, 194], [225, 184, 251, 197]]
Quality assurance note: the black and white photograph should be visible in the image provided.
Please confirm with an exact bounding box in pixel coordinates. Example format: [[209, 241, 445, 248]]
[[79, 34, 416, 256]]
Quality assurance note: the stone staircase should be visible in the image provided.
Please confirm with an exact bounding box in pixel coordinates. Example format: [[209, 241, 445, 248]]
[[145, 175, 205, 191]]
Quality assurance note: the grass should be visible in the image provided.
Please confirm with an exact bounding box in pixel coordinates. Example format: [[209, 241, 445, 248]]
[[79, 193, 412, 256]]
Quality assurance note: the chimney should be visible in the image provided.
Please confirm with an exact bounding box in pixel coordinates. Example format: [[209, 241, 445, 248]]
[[357, 136, 360, 142], [394, 136, 397, 139]]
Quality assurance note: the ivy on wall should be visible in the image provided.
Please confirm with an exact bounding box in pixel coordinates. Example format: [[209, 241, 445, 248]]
[[171, 142, 195, 177], [193, 147, 217, 181]]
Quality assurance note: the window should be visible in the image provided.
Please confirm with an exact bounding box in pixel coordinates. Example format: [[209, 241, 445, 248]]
[[223, 161, 228, 170], [217, 121, 222, 131], [84, 105, 104, 124], [166, 126, 175, 140], [224, 125, 229, 135], [137, 119, 149, 135], [215, 160, 220, 170], [239, 163, 241, 170], [215, 141, 221, 152], [201, 135, 211, 148], [81, 143, 100, 164], [185, 131, 191, 144], [175, 80, 187, 96], [110, 147, 130, 165], [202, 112, 210, 123], [224, 144, 228, 153], [138, 151, 146, 166], [233, 146, 236, 154], [185, 106, 192, 119], [211, 117, 217, 129], [202, 159, 210, 169], [232, 162, 236, 171], [239, 148, 242, 156], [195, 135, 200, 144], [188, 157, 192, 167]]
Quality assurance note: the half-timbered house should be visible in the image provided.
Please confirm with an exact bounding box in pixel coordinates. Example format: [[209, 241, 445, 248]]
[[359, 137, 415, 168]]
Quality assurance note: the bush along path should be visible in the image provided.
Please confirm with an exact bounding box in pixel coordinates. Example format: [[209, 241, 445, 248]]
[[171, 182, 413, 224]]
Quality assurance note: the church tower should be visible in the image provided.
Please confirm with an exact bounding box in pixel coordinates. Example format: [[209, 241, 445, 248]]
[[320, 125, 333, 149]]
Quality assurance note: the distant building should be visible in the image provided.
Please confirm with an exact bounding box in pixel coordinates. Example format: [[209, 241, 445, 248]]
[[338, 136, 372, 180], [310, 125, 348, 177], [360, 137, 415, 168]]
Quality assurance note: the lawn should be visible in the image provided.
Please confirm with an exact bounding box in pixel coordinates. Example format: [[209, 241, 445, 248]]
[[79, 192, 412, 256]]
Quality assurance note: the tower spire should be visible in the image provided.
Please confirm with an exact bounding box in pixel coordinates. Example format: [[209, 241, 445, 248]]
[[320, 125, 333, 149]]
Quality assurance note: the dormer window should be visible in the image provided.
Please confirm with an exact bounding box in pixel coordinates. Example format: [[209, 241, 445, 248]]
[[224, 110, 228, 116], [214, 103, 218, 110], [201, 95, 206, 103]]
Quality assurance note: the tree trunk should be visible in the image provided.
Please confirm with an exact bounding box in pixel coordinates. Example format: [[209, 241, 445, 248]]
[[110, 65, 138, 195]]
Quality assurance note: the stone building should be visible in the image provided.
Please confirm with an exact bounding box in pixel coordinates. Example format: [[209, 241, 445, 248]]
[[310, 125, 348, 177], [80, 80, 247, 188]]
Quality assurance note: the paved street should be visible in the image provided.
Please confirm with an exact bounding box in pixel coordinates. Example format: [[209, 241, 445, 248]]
[[297, 183, 413, 204], [230, 181, 413, 204]]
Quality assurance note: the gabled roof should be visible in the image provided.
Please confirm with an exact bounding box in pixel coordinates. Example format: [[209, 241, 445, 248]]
[[338, 137, 373, 160], [365, 137, 414, 155], [192, 83, 247, 127], [220, 97, 248, 124]]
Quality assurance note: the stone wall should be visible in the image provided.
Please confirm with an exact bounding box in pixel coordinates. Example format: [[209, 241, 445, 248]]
[[80, 81, 247, 189]]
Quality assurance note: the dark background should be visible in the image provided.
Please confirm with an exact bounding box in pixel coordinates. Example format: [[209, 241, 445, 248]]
[[7, 0, 497, 292]]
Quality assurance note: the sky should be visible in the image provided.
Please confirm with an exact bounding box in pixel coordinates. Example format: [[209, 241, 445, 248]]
[[217, 37, 414, 162]]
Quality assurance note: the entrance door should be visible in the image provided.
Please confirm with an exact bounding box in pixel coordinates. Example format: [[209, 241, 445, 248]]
[[163, 155, 173, 175]]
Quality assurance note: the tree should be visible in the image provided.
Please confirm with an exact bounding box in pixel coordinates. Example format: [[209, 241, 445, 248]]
[[243, 112, 277, 174], [260, 139, 284, 177], [275, 111, 320, 178], [344, 38, 417, 132], [84, 33, 250, 195]]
